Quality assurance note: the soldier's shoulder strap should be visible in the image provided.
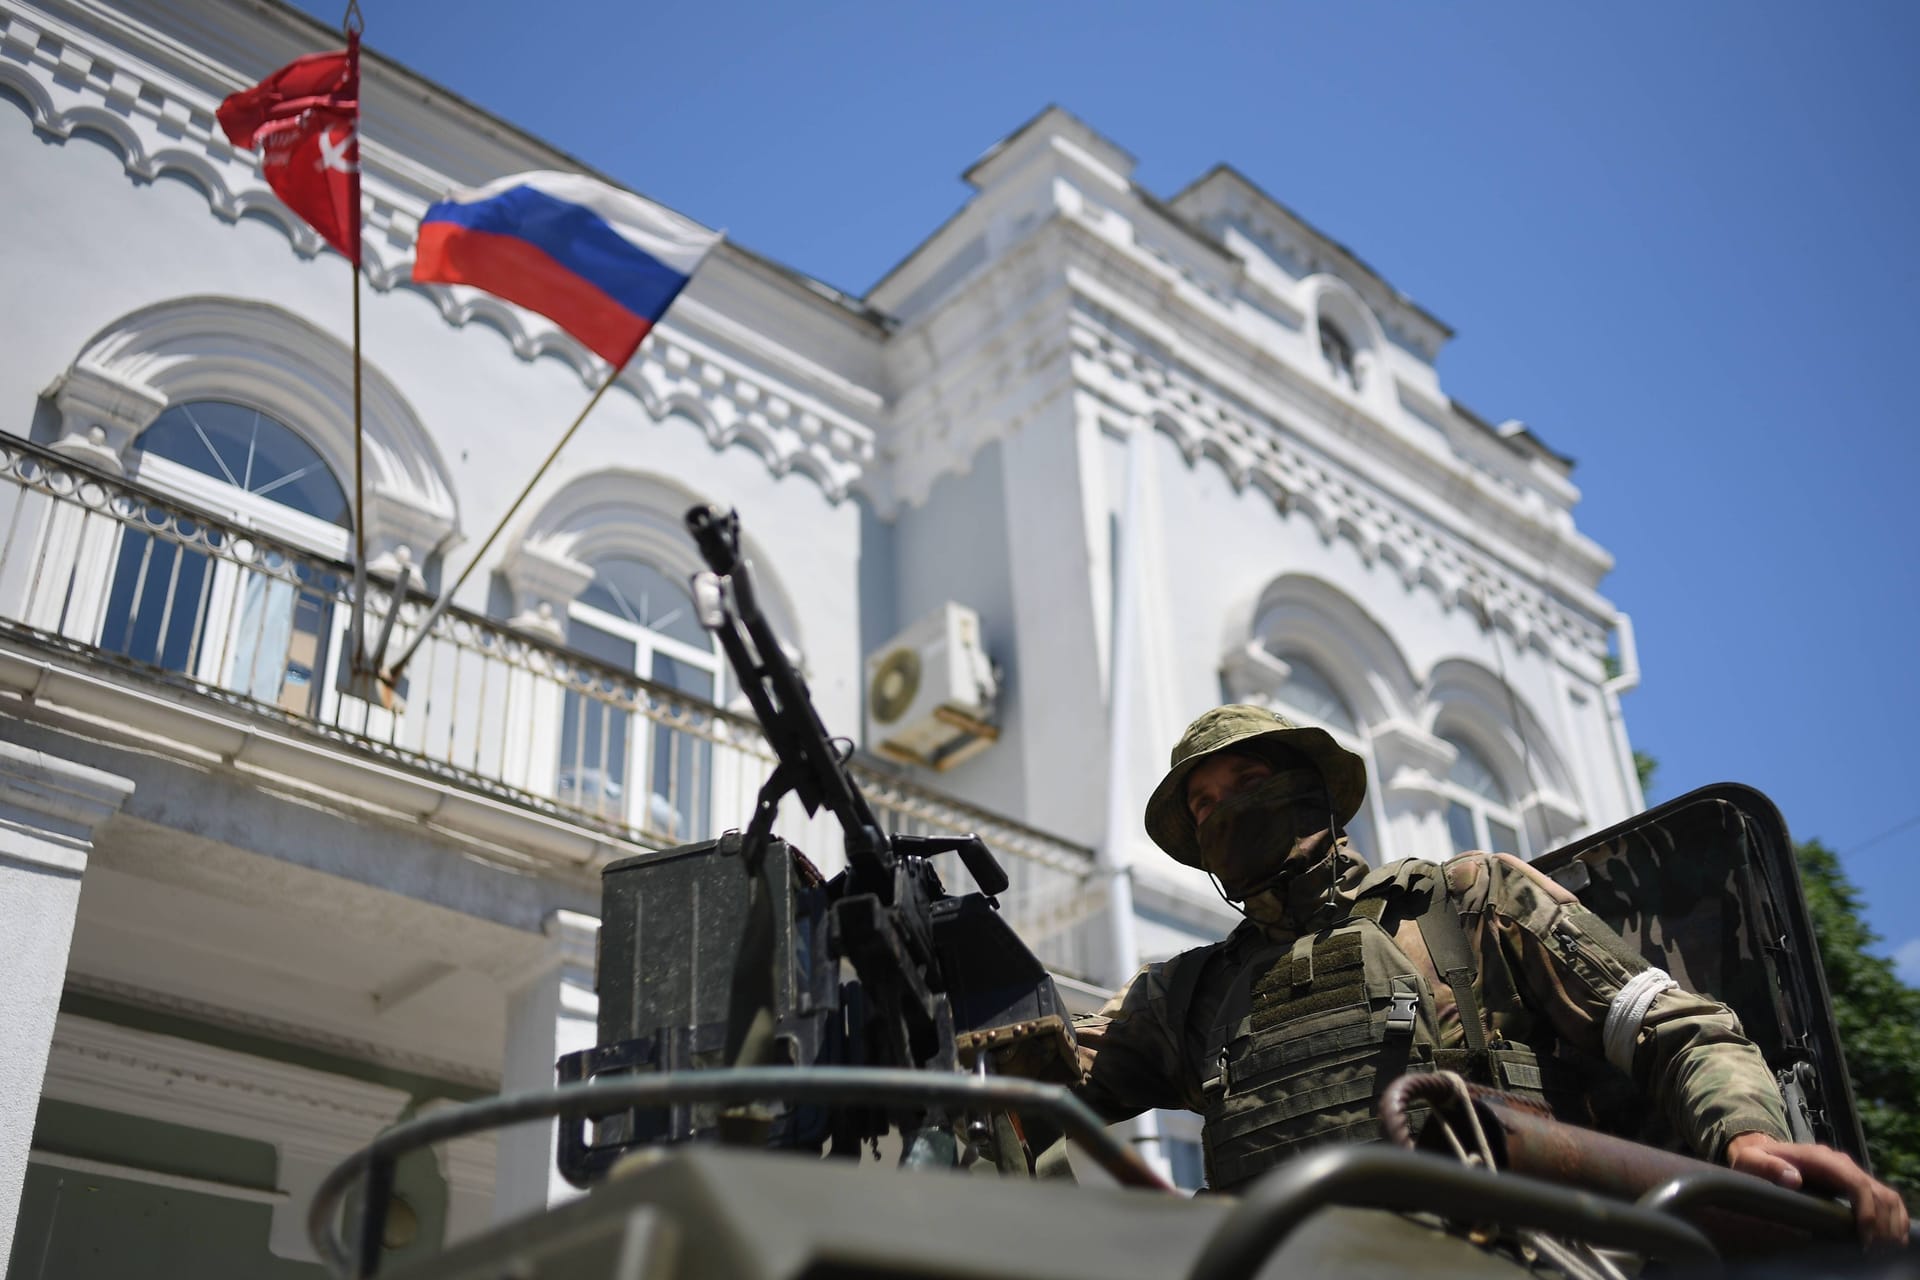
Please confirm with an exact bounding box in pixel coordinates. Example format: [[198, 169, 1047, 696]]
[[1408, 859, 1492, 1056]]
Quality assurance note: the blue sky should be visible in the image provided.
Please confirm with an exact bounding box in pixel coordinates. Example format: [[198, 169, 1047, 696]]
[[295, 0, 1919, 969]]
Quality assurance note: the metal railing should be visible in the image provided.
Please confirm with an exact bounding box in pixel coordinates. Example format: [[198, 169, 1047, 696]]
[[0, 436, 1101, 978]]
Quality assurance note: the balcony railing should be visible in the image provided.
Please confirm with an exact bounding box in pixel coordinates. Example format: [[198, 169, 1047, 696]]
[[0, 436, 1102, 979]]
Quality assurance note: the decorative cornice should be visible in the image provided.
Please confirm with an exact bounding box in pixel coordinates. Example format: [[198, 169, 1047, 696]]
[[543, 908, 598, 976], [410, 1098, 498, 1198], [0, 740, 132, 869], [1055, 220, 1614, 616], [0, 4, 875, 504], [1520, 788, 1585, 843], [44, 1013, 412, 1160], [1170, 166, 1453, 361], [1218, 640, 1293, 705], [1070, 317, 1606, 658], [63, 971, 500, 1090]]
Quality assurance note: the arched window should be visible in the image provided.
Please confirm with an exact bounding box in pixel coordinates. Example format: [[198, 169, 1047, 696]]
[[1318, 318, 1360, 391], [560, 555, 723, 842], [1263, 651, 1383, 858], [1438, 732, 1527, 857], [136, 400, 349, 526], [100, 401, 349, 716]]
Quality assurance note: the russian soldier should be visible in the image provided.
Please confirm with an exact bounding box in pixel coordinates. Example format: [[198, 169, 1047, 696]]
[[1074, 704, 1907, 1245]]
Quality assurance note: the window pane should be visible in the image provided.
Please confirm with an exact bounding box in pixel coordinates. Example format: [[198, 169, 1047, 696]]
[[1266, 653, 1357, 735], [281, 586, 333, 716], [1446, 801, 1478, 853], [101, 530, 211, 673], [567, 615, 638, 670], [136, 401, 348, 527], [559, 694, 630, 816], [1487, 818, 1522, 857], [559, 617, 634, 816], [650, 650, 712, 843], [1443, 735, 1508, 803], [579, 557, 708, 648]]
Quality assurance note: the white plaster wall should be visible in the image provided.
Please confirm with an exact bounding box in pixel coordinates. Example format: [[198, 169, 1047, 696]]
[[0, 852, 87, 1263], [883, 439, 1029, 818], [0, 744, 132, 1269]]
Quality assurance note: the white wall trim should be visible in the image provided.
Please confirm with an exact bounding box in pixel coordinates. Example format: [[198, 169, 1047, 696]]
[[43, 1015, 408, 1162], [0, 740, 133, 866]]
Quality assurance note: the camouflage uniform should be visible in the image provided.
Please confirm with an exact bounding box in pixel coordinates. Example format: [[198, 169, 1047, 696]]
[[1076, 705, 1791, 1187]]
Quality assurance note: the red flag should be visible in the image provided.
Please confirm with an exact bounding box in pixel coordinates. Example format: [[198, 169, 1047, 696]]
[[217, 33, 361, 264]]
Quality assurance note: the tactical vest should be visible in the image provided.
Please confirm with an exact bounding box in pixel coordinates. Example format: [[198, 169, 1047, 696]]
[[1194, 869, 1562, 1192]]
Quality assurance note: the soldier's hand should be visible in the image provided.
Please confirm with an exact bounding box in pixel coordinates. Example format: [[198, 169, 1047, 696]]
[[1725, 1131, 1909, 1249]]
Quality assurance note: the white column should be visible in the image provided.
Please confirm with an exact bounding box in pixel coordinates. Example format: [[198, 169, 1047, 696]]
[[0, 742, 133, 1269], [490, 909, 598, 1223]]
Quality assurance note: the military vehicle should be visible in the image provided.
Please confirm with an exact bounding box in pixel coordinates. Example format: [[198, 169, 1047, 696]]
[[302, 508, 1903, 1280]]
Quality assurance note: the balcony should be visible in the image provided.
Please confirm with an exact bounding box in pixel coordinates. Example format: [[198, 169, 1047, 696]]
[[0, 435, 1102, 979]]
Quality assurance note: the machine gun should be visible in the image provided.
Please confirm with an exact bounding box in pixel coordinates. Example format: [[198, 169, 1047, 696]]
[[552, 506, 1075, 1182]]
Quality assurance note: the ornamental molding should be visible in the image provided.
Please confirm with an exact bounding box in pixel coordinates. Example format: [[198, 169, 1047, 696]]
[[44, 1013, 410, 1161], [1217, 640, 1293, 706], [1056, 224, 1613, 619], [43, 1011, 495, 1261], [542, 908, 599, 977], [52, 293, 461, 568], [1171, 170, 1451, 363], [0, 5, 875, 504], [0, 739, 134, 850], [65, 971, 500, 1089], [1071, 317, 1603, 658], [509, 465, 807, 644]]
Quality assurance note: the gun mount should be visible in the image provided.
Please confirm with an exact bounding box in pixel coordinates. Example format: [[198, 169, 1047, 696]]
[[550, 506, 1076, 1184]]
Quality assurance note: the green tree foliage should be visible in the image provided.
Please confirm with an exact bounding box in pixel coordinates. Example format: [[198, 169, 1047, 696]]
[[1795, 839, 1920, 1206], [1633, 750, 1658, 796]]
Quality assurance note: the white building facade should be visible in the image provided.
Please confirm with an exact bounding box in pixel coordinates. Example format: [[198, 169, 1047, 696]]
[[0, 0, 1643, 1272]]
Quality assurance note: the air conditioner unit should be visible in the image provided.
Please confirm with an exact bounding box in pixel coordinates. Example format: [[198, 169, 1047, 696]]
[[864, 602, 999, 771]]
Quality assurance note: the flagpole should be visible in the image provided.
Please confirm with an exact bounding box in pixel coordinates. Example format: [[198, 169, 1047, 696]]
[[382, 364, 623, 688], [343, 7, 369, 672], [349, 241, 369, 667]]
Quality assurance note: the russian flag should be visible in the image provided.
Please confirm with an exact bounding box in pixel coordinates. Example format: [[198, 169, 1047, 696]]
[[413, 172, 720, 367]]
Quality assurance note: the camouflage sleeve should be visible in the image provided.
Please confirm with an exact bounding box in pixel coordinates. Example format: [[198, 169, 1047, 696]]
[[1449, 852, 1791, 1161], [1072, 959, 1199, 1124]]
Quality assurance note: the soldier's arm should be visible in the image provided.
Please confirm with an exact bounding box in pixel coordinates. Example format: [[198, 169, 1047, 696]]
[[1071, 960, 1195, 1124], [1450, 852, 1790, 1161]]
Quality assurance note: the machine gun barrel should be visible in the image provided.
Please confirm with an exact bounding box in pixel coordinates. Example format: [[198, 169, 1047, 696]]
[[686, 504, 891, 889]]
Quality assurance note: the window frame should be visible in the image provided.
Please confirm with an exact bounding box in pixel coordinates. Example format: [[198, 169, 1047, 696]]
[[1318, 317, 1361, 391], [1436, 730, 1529, 858], [102, 401, 354, 718], [561, 559, 726, 841], [1262, 649, 1391, 861]]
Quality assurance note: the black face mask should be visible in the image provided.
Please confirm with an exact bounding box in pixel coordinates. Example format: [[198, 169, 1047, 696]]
[[1193, 767, 1336, 901]]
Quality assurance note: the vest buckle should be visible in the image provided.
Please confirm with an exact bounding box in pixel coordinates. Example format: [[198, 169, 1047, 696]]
[[1386, 991, 1419, 1037]]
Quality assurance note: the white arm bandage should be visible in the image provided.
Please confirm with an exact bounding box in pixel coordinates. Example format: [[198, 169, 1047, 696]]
[[1603, 966, 1679, 1074]]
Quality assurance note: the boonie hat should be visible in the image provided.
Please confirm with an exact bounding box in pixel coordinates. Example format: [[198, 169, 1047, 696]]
[[1145, 703, 1368, 867]]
